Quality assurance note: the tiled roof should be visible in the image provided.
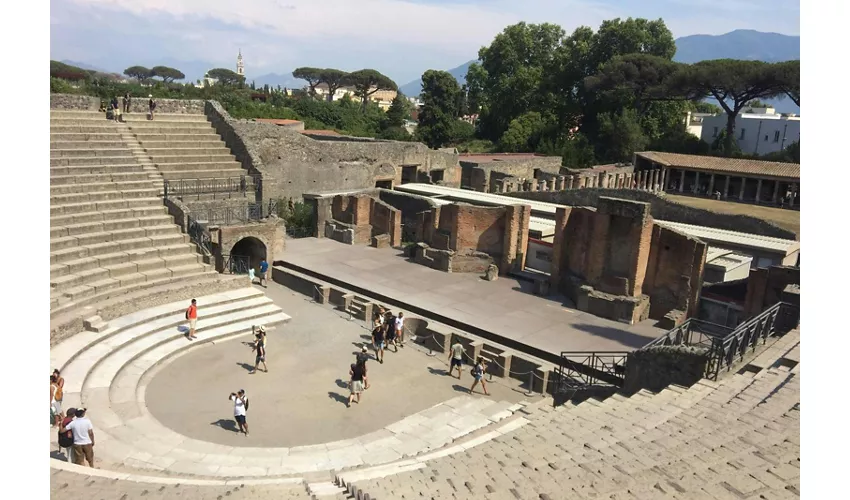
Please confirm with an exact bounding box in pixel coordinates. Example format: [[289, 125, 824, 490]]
[[636, 152, 799, 180], [655, 220, 800, 254]]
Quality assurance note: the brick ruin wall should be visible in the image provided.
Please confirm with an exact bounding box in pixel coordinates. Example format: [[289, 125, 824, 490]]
[[743, 265, 801, 318], [503, 188, 797, 240], [461, 157, 563, 192], [643, 225, 708, 326], [51, 93, 206, 114], [312, 193, 401, 247], [204, 101, 460, 202]]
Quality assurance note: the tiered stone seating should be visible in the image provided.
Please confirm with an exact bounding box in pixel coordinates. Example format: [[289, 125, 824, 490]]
[[339, 330, 801, 500], [50, 111, 233, 318], [126, 113, 253, 189]]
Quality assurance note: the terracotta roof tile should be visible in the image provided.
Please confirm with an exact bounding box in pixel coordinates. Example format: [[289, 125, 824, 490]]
[[636, 151, 799, 180]]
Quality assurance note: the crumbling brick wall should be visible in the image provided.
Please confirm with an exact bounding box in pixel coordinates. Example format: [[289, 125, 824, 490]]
[[643, 224, 708, 323], [744, 265, 801, 318], [313, 193, 401, 246]]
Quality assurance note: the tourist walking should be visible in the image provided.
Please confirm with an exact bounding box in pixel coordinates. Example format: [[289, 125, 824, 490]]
[[448, 340, 464, 379], [395, 312, 405, 347], [348, 362, 365, 407], [357, 346, 370, 390], [372, 314, 385, 364], [229, 390, 249, 436], [111, 96, 122, 122], [50, 375, 62, 426], [259, 259, 269, 287], [250, 327, 267, 374], [469, 356, 489, 396], [148, 95, 156, 120], [186, 299, 198, 340], [123, 92, 131, 113], [58, 408, 77, 463], [385, 310, 398, 352], [59, 408, 95, 467]]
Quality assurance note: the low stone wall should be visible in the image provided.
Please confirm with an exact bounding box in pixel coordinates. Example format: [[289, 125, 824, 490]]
[[50, 93, 205, 114], [205, 101, 266, 183], [505, 188, 796, 240], [623, 345, 709, 394]]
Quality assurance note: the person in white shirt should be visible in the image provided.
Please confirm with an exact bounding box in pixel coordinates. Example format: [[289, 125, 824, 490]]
[[59, 408, 95, 467], [229, 389, 249, 436], [448, 341, 465, 379], [395, 312, 405, 346]]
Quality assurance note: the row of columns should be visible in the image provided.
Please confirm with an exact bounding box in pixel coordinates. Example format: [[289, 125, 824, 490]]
[[672, 169, 799, 206], [494, 168, 667, 194]]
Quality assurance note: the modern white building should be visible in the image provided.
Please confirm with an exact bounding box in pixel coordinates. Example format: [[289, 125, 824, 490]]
[[699, 107, 800, 156], [683, 111, 714, 138]]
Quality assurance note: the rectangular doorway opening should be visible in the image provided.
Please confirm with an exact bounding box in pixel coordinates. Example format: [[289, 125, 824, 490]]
[[401, 165, 418, 184], [430, 169, 445, 183], [376, 180, 393, 189]]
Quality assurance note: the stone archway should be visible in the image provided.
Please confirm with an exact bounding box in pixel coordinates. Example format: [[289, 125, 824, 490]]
[[230, 237, 267, 273]]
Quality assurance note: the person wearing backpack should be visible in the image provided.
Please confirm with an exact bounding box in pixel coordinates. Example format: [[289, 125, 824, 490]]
[[58, 408, 76, 462], [229, 390, 249, 436], [469, 356, 489, 396]]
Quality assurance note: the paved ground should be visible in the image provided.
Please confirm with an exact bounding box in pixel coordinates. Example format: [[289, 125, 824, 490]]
[[145, 283, 529, 448], [665, 193, 800, 237], [281, 238, 666, 358]]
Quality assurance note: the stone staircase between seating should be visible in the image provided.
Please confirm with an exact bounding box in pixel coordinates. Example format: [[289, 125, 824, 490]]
[[50, 110, 243, 321], [338, 329, 801, 500]]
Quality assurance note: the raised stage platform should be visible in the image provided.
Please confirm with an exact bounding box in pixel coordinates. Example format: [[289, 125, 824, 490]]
[[279, 238, 666, 363]]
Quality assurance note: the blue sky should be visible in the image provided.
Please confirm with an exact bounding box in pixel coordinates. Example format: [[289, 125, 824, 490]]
[[50, 0, 800, 85]]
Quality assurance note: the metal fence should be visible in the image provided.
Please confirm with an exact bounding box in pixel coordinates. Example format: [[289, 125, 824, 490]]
[[163, 176, 263, 200], [224, 254, 251, 275], [187, 216, 212, 256], [193, 199, 279, 226]]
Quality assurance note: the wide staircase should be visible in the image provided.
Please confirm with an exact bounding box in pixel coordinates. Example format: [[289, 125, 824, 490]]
[[50, 111, 251, 325], [125, 112, 255, 200], [337, 329, 801, 500]]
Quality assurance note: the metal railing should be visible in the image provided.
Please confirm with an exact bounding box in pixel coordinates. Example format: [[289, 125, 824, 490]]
[[224, 254, 251, 275], [164, 176, 249, 200], [642, 302, 799, 381], [187, 216, 212, 256], [194, 199, 279, 226], [556, 351, 629, 390]]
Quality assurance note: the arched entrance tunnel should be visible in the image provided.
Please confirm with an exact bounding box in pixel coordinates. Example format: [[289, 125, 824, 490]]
[[230, 237, 267, 273]]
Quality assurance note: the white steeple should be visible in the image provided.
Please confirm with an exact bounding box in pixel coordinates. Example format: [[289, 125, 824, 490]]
[[236, 49, 244, 77]]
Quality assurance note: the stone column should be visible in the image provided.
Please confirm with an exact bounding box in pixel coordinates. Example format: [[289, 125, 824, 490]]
[[693, 171, 700, 193], [635, 171, 643, 190], [724, 176, 731, 198], [772, 181, 780, 203], [739, 177, 746, 201], [547, 178, 556, 191], [708, 174, 715, 194], [679, 170, 685, 192], [504, 183, 512, 193], [529, 180, 538, 192], [755, 179, 763, 203], [661, 168, 668, 190], [650, 170, 658, 192]]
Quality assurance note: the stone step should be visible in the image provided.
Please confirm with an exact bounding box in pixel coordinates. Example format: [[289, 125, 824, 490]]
[[51, 132, 125, 142], [147, 154, 237, 164], [50, 214, 176, 239], [51, 125, 130, 133], [50, 187, 161, 205], [50, 231, 187, 257], [50, 164, 149, 176], [51, 205, 168, 228], [134, 133, 223, 142], [131, 126, 218, 135], [160, 168, 251, 181], [51, 148, 133, 158], [140, 140, 226, 149], [51, 111, 209, 122], [50, 155, 138, 167], [142, 147, 235, 157], [51, 253, 202, 292], [50, 172, 153, 186], [57, 262, 213, 304], [128, 121, 213, 129], [50, 244, 196, 277], [50, 180, 157, 196], [51, 140, 129, 150], [154, 161, 243, 172], [50, 197, 163, 217]]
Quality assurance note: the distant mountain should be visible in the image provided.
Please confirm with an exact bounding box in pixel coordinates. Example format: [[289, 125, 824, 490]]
[[398, 60, 477, 98], [673, 29, 800, 64], [60, 60, 108, 73]]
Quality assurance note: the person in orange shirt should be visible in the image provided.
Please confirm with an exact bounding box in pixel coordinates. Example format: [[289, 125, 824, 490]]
[[186, 299, 198, 340]]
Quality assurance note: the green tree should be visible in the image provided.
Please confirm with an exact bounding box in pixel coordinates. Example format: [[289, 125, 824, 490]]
[[596, 108, 648, 163], [151, 66, 185, 83], [207, 68, 245, 86], [346, 69, 398, 112], [679, 59, 784, 156], [773, 60, 800, 107], [123, 66, 152, 81], [500, 112, 545, 152], [292, 67, 323, 96], [689, 101, 722, 114], [416, 70, 461, 148], [50, 60, 92, 81], [464, 63, 487, 115], [584, 54, 691, 115], [319, 68, 350, 102], [385, 93, 410, 128]]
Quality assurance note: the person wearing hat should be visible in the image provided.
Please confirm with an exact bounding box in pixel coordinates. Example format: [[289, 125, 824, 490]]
[[356, 345, 370, 390], [148, 94, 156, 120], [59, 408, 95, 467], [250, 326, 267, 374]]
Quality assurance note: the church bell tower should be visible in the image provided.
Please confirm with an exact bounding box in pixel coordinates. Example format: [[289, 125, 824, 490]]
[[236, 49, 245, 77]]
